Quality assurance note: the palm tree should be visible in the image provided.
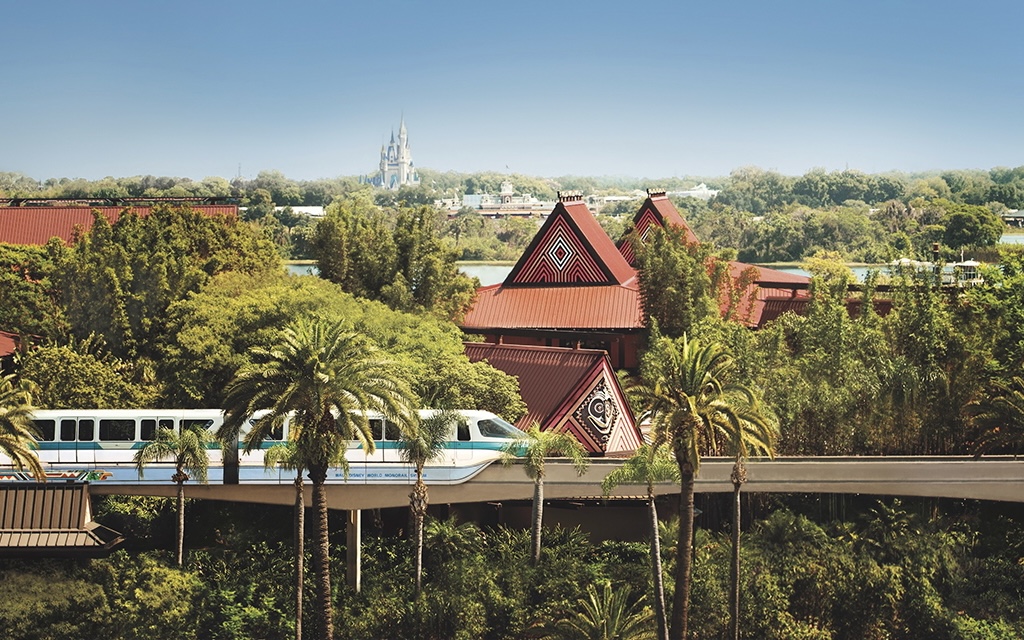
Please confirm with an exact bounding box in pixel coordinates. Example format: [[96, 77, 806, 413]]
[[133, 422, 212, 566], [602, 444, 679, 640], [501, 423, 589, 566], [399, 409, 455, 597], [220, 318, 416, 640], [726, 404, 776, 640], [971, 376, 1024, 458], [535, 580, 657, 640], [0, 374, 45, 480], [265, 442, 306, 640], [637, 332, 771, 640]]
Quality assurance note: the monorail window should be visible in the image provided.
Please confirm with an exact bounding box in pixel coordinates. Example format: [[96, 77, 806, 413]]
[[478, 418, 525, 439], [385, 420, 401, 441], [370, 419, 383, 440], [100, 419, 136, 441], [457, 421, 471, 442], [182, 419, 214, 432], [60, 419, 76, 441], [32, 419, 55, 441], [78, 419, 94, 441], [245, 417, 284, 441], [141, 419, 157, 441]]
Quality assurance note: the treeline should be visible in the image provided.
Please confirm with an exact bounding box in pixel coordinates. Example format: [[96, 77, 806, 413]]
[[0, 204, 525, 418], [634, 220, 1024, 457], [2, 496, 1020, 639], [4, 164, 1022, 265], [5, 165, 1023, 209]]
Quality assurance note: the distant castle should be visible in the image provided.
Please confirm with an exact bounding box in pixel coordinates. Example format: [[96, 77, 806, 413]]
[[365, 118, 420, 190]]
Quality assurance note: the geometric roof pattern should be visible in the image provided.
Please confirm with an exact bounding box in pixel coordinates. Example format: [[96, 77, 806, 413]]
[[463, 342, 642, 454], [619, 191, 700, 265], [506, 196, 636, 287]]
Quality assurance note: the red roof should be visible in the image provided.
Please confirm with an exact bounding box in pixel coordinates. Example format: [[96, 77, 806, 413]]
[[0, 331, 18, 358], [619, 194, 700, 264], [732, 261, 811, 285], [0, 206, 239, 246], [465, 342, 608, 429], [463, 282, 644, 330], [464, 342, 642, 453], [506, 198, 636, 286]]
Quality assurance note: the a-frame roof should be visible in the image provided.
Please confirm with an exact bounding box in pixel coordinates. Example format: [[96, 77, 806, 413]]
[[466, 342, 606, 429], [505, 195, 636, 287], [619, 190, 699, 265], [464, 342, 642, 454]]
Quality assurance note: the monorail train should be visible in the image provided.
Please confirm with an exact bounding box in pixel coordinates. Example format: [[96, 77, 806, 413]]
[[0, 408, 526, 486]]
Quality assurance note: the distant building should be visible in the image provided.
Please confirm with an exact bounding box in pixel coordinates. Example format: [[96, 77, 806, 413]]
[[365, 118, 420, 191], [437, 181, 554, 217], [669, 183, 719, 200]]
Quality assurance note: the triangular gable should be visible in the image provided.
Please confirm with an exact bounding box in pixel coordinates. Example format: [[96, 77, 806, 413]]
[[619, 191, 700, 265], [506, 196, 635, 287], [545, 359, 642, 455], [464, 342, 641, 455]]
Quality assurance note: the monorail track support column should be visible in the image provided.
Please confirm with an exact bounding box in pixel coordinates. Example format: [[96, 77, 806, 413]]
[[346, 509, 361, 592]]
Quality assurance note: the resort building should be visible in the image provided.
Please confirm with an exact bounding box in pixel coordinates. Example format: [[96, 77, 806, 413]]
[[460, 190, 812, 371]]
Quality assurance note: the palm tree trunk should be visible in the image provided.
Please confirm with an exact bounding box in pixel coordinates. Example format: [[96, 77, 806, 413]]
[[294, 471, 305, 640], [670, 463, 695, 640], [649, 489, 669, 640], [309, 464, 334, 640], [730, 458, 746, 640], [411, 471, 428, 597], [530, 475, 544, 566], [176, 478, 185, 567]]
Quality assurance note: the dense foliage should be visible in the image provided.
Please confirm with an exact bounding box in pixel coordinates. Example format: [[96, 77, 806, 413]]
[[1, 497, 1020, 640]]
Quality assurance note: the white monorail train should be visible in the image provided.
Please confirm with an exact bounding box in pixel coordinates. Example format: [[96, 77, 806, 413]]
[[0, 408, 526, 486]]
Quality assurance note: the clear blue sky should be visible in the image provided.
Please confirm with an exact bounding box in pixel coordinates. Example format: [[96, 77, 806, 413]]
[[3, 0, 1022, 182]]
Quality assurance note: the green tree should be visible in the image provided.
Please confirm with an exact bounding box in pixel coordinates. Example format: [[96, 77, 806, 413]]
[[602, 445, 679, 640], [264, 442, 306, 640], [19, 340, 155, 408], [536, 580, 656, 640], [220, 318, 417, 640], [941, 201, 1005, 249], [970, 376, 1024, 458], [399, 410, 456, 597], [726, 404, 777, 640], [637, 333, 771, 640], [0, 242, 66, 338], [160, 271, 524, 417], [633, 225, 720, 338], [501, 424, 589, 566], [0, 374, 45, 480], [132, 422, 212, 566]]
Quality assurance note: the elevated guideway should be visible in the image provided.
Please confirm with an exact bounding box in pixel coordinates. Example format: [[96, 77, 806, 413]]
[[87, 456, 1024, 508]]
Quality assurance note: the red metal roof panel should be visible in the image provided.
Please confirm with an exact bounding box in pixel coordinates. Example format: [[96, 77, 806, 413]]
[[464, 342, 606, 430], [0, 205, 238, 246], [463, 282, 644, 330], [506, 200, 636, 286]]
